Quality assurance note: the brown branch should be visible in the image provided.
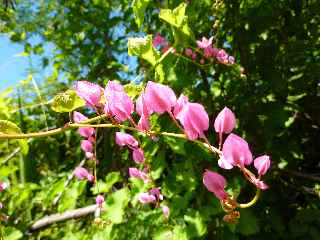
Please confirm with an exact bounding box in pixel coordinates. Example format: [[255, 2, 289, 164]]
[[281, 169, 320, 182], [30, 204, 99, 231]]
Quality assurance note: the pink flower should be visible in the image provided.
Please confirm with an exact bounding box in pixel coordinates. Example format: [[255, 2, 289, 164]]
[[149, 188, 163, 201], [137, 114, 150, 131], [106, 92, 134, 122], [96, 195, 105, 206], [254, 155, 271, 176], [136, 92, 153, 117], [74, 167, 89, 180], [105, 80, 124, 94], [132, 148, 145, 164], [176, 102, 209, 140], [129, 168, 150, 183], [74, 81, 102, 107], [196, 37, 213, 49], [87, 174, 95, 182], [228, 56, 235, 64], [144, 81, 177, 114], [115, 132, 138, 148], [153, 34, 167, 48], [78, 127, 95, 138], [85, 152, 94, 159], [138, 193, 156, 204], [73, 111, 88, 123], [203, 170, 228, 200], [219, 133, 253, 169], [81, 140, 93, 153], [214, 107, 236, 134], [162, 205, 170, 219], [0, 182, 8, 192], [173, 94, 189, 118], [216, 49, 229, 64]]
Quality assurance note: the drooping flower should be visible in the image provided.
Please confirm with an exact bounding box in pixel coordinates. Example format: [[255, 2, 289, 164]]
[[115, 132, 138, 148], [216, 49, 229, 64], [149, 188, 163, 201], [162, 205, 170, 219], [74, 81, 102, 107], [105, 91, 134, 122], [128, 168, 150, 183], [81, 140, 93, 153], [132, 148, 145, 164], [138, 193, 156, 204], [73, 112, 95, 138], [254, 155, 271, 176], [87, 174, 95, 182], [137, 114, 150, 131], [203, 170, 228, 200], [173, 94, 189, 118], [144, 81, 177, 114], [96, 195, 105, 206], [219, 133, 253, 169], [214, 107, 236, 134], [176, 102, 209, 140], [74, 167, 89, 180], [136, 92, 152, 131]]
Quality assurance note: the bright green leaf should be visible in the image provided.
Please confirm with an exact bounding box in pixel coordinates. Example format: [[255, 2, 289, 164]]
[[51, 90, 85, 113], [132, 0, 150, 28]]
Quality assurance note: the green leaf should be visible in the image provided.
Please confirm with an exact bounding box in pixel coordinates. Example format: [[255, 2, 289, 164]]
[[128, 35, 159, 66], [184, 210, 207, 237], [102, 188, 129, 224], [150, 150, 166, 180], [132, 0, 150, 28], [159, 3, 194, 45], [51, 90, 85, 113], [164, 136, 186, 155], [3, 227, 23, 240], [58, 180, 86, 212], [237, 209, 260, 236], [92, 171, 122, 194], [0, 120, 29, 155], [124, 83, 143, 99]]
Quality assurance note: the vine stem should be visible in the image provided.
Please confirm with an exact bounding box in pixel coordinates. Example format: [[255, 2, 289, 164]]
[[0, 121, 221, 155], [238, 189, 261, 208]]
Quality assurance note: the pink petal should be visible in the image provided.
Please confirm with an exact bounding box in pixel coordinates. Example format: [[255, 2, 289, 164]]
[[132, 148, 145, 164], [74, 81, 102, 107], [162, 205, 170, 219], [81, 140, 93, 153], [214, 107, 236, 134], [74, 167, 89, 180], [73, 111, 88, 123], [96, 195, 105, 206], [138, 193, 156, 204], [203, 170, 228, 200], [78, 127, 95, 138], [254, 155, 271, 176], [115, 132, 138, 148]]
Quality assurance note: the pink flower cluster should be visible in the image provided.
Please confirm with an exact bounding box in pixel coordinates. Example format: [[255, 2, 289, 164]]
[[203, 107, 271, 201], [74, 166, 95, 182], [152, 34, 235, 66]]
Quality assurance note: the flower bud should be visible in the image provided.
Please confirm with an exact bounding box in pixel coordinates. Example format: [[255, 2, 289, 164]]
[[96, 195, 105, 206], [138, 193, 156, 204], [132, 148, 145, 164], [115, 132, 138, 148], [162, 205, 170, 219], [214, 107, 236, 134], [203, 170, 228, 200], [254, 155, 271, 176]]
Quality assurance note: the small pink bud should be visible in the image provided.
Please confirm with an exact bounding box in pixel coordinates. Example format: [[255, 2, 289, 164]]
[[81, 140, 93, 153], [228, 56, 235, 64], [162, 205, 170, 219], [200, 59, 205, 64], [254, 155, 271, 176], [96, 195, 105, 206], [74, 81, 102, 107], [87, 174, 95, 182], [132, 148, 145, 164], [138, 193, 156, 204], [115, 132, 138, 148], [74, 167, 89, 180], [185, 48, 193, 57], [129, 168, 150, 183], [0, 182, 8, 192], [78, 127, 95, 138], [153, 34, 167, 48], [220, 133, 253, 169], [214, 107, 236, 134], [176, 102, 209, 140], [203, 170, 228, 200], [144, 81, 177, 114], [73, 111, 88, 123]]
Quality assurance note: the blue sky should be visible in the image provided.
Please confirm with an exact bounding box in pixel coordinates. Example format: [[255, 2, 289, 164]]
[[0, 35, 30, 90]]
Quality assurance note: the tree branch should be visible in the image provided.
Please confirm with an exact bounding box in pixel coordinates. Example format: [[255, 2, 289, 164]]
[[30, 205, 99, 231]]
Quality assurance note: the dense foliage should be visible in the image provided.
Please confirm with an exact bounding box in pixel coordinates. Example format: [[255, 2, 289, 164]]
[[0, 0, 319, 239]]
